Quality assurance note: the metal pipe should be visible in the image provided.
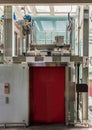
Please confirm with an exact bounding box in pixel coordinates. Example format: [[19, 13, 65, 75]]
[[77, 63, 80, 84], [77, 63, 80, 121], [66, 24, 68, 44], [78, 6, 80, 56], [22, 38, 26, 56]]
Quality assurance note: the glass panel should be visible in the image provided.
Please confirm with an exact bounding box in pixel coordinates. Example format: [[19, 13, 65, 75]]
[[0, 6, 4, 11], [33, 17, 73, 44], [45, 32, 52, 44], [41, 21, 53, 31], [52, 31, 58, 42], [35, 6, 50, 12], [56, 21, 66, 31], [37, 31, 45, 44], [54, 6, 77, 13]]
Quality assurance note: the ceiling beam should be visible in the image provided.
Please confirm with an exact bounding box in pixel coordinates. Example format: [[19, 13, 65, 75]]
[[30, 6, 37, 16], [50, 6, 54, 16], [0, 0, 92, 4]]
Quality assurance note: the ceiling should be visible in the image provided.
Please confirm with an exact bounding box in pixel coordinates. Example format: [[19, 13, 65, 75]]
[[17, 5, 77, 17], [0, 5, 78, 20], [0, 5, 92, 20]]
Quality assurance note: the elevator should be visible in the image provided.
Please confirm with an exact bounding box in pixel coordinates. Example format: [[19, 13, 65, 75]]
[[29, 66, 65, 124]]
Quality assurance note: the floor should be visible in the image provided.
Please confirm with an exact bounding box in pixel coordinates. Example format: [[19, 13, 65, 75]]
[[0, 125, 92, 130]]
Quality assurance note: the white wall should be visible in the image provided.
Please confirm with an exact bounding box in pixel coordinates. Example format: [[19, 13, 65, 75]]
[[0, 64, 29, 125]]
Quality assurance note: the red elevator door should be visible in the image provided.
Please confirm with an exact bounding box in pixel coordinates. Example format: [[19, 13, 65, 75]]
[[32, 67, 65, 123]]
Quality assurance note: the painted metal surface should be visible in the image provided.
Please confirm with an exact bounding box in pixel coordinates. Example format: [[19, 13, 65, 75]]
[[65, 66, 69, 125], [0, 64, 29, 125], [4, 6, 14, 57], [65, 67, 75, 125], [29, 67, 65, 123], [82, 6, 89, 121]]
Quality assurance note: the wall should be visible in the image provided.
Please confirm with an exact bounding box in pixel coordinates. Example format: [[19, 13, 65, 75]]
[[0, 64, 29, 125]]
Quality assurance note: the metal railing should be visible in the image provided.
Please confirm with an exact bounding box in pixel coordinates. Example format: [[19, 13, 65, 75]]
[[32, 30, 70, 45]]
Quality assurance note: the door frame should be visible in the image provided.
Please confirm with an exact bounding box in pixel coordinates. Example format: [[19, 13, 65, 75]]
[[29, 66, 69, 125]]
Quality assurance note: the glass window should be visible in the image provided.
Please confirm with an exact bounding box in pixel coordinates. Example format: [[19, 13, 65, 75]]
[[35, 6, 50, 13], [54, 6, 77, 13], [41, 21, 53, 31], [33, 17, 74, 45]]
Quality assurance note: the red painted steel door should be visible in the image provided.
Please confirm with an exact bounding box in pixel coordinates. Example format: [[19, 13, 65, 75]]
[[33, 67, 65, 123]]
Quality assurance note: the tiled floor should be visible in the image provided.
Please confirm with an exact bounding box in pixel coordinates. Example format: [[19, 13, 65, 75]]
[[0, 125, 92, 130]]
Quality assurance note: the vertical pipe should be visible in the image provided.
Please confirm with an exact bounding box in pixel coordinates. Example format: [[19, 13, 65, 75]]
[[70, 19, 73, 55], [26, 30, 29, 52], [77, 63, 80, 84], [27, 34, 31, 52], [75, 63, 78, 122], [77, 63, 80, 121], [66, 24, 68, 44], [78, 6, 80, 56], [22, 38, 26, 56]]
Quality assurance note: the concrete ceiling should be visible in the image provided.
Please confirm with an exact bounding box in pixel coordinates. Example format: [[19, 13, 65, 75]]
[[0, 0, 92, 4]]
